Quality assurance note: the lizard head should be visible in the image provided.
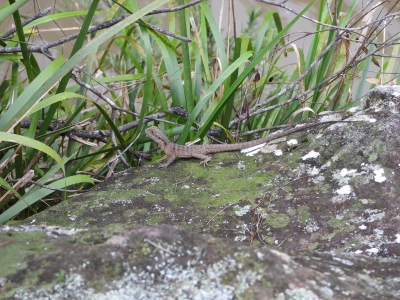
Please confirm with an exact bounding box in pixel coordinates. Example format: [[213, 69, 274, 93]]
[[145, 126, 169, 148]]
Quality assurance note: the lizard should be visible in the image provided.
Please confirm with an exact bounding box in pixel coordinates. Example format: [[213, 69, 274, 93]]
[[145, 120, 354, 168]]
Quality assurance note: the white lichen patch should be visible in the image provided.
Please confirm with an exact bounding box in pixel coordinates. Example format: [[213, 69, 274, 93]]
[[347, 106, 360, 113], [302, 150, 320, 160], [112, 199, 132, 205], [332, 256, 354, 266], [283, 288, 320, 300], [274, 149, 283, 156], [321, 160, 331, 169], [350, 209, 385, 223], [388, 101, 400, 114], [1, 225, 86, 236], [331, 195, 350, 203], [355, 226, 400, 257], [140, 191, 155, 197], [320, 286, 334, 297], [306, 166, 320, 176], [46, 226, 87, 237], [320, 113, 342, 122], [373, 168, 386, 183], [181, 185, 190, 189], [335, 185, 352, 195], [303, 219, 320, 233], [287, 139, 298, 146], [153, 204, 164, 211], [359, 199, 370, 204], [395, 234, 400, 243], [269, 249, 292, 263], [340, 168, 358, 177], [310, 175, 325, 184], [255, 207, 268, 218], [333, 168, 362, 185], [68, 213, 77, 221], [260, 144, 278, 154], [349, 113, 378, 123], [145, 177, 160, 182], [365, 247, 380, 256], [234, 235, 247, 242], [237, 161, 246, 170], [234, 205, 251, 217]]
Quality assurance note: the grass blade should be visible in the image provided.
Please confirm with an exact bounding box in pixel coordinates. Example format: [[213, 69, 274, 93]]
[[193, 0, 316, 140], [0, 132, 65, 173], [0, 175, 93, 224]]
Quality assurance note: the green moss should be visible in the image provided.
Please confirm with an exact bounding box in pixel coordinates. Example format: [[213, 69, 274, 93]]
[[283, 186, 293, 192], [144, 194, 161, 202], [368, 152, 378, 162], [328, 217, 347, 229], [297, 206, 311, 223], [123, 209, 137, 217], [351, 201, 363, 210], [137, 208, 148, 214], [146, 215, 165, 225], [261, 236, 274, 245], [307, 242, 319, 251], [266, 213, 290, 228], [132, 242, 152, 258], [345, 225, 355, 232], [323, 232, 336, 240], [71, 209, 86, 216]]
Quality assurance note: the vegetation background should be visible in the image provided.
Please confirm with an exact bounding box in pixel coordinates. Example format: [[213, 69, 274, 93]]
[[0, 0, 399, 223]]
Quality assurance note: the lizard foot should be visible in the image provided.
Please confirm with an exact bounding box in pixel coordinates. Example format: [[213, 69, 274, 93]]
[[158, 163, 170, 168], [199, 158, 212, 167]]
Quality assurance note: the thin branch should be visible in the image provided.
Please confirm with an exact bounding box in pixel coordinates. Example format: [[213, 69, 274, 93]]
[[248, 36, 341, 118], [0, 7, 52, 39], [0, 13, 192, 55], [256, 0, 399, 33], [17, 107, 190, 143], [234, 36, 394, 125], [147, 0, 203, 15], [141, 20, 192, 42]]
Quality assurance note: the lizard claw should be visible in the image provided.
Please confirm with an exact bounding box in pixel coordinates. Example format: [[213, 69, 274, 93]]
[[199, 158, 211, 167]]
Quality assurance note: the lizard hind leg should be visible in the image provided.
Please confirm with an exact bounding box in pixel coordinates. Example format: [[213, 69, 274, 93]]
[[192, 153, 212, 167]]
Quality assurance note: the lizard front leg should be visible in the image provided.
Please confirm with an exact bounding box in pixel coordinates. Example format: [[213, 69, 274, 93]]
[[192, 153, 212, 166], [158, 153, 176, 168]]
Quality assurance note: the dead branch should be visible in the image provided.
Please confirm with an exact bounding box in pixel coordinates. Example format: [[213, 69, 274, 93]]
[[0, 1, 204, 55]]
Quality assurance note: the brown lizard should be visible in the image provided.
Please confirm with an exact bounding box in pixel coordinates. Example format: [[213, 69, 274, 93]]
[[145, 120, 353, 168]]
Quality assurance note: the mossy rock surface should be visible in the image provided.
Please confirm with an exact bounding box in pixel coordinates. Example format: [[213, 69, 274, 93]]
[[21, 86, 400, 257], [3, 86, 400, 298]]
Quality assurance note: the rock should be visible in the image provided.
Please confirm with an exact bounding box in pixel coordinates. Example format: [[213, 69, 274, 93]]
[[2, 86, 400, 298], [2, 225, 400, 299]]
